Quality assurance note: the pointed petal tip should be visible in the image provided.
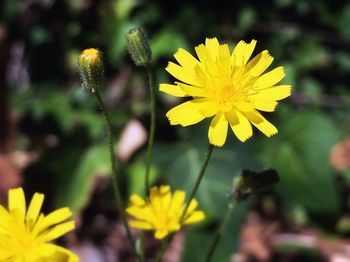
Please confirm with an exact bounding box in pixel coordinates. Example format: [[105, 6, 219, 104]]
[[237, 134, 253, 143], [266, 129, 278, 137]]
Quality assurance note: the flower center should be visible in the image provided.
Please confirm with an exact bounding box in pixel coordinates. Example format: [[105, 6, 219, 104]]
[[204, 69, 254, 112]]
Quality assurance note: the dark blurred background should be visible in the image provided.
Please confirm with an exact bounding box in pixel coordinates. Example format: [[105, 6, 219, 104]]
[[1, 0, 350, 261]]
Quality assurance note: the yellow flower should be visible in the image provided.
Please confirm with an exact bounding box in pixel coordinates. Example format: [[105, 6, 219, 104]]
[[160, 38, 291, 146], [126, 185, 205, 239], [0, 187, 78, 262]]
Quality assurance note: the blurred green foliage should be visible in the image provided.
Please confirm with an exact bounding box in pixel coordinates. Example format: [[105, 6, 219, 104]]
[[1, 0, 350, 260]]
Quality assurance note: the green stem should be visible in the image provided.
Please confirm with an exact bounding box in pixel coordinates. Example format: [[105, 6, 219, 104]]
[[180, 144, 214, 222], [94, 89, 140, 261], [154, 239, 166, 262], [144, 65, 156, 194], [155, 144, 214, 262], [205, 201, 237, 262]]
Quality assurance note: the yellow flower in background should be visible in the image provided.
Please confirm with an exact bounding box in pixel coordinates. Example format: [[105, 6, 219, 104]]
[[160, 38, 291, 146], [0, 187, 78, 262], [126, 185, 205, 239]]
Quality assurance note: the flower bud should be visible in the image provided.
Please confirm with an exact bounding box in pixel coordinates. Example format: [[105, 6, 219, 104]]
[[125, 28, 152, 66], [232, 169, 279, 201], [78, 48, 104, 91]]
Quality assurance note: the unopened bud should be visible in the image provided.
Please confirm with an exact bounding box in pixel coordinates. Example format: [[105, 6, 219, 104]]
[[78, 48, 104, 91], [126, 28, 152, 66], [232, 169, 279, 201]]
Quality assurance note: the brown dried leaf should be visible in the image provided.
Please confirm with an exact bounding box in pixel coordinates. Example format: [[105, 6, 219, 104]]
[[330, 138, 350, 171], [117, 120, 147, 162], [0, 154, 21, 203]]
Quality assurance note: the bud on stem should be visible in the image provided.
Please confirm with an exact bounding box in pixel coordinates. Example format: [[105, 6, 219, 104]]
[[232, 169, 279, 201], [78, 48, 104, 91], [126, 28, 152, 67]]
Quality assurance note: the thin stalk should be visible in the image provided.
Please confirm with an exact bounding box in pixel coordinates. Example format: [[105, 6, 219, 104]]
[[154, 239, 166, 262], [94, 89, 140, 261], [144, 65, 156, 194], [205, 201, 237, 262], [155, 144, 215, 261], [180, 144, 214, 222]]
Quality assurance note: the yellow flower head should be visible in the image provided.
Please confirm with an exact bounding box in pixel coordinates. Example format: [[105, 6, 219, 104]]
[[78, 48, 104, 91], [126, 185, 205, 239], [160, 38, 291, 146], [0, 187, 78, 261]]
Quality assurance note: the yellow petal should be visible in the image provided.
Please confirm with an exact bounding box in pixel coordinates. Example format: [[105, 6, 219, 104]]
[[169, 191, 185, 213], [0, 249, 11, 260], [160, 185, 171, 194], [149, 187, 163, 213], [186, 98, 218, 117], [195, 44, 211, 64], [231, 39, 257, 66], [235, 101, 255, 112], [254, 66, 285, 89], [205, 38, 220, 51], [249, 85, 292, 101], [184, 211, 205, 224], [159, 83, 187, 97], [195, 45, 217, 76], [167, 221, 181, 231], [244, 110, 278, 137], [208, 112, 228, 147], [50, 246, 79, 262], [34, 207, 72, 234], [227, 110, 253, 142], [26, 192, 44, 224], [159, 185, 171, 208], [0, 205, 12, 232], [197, 102, 218, 118], [246, 50, 273, 77], [8, 187, 26, 219], [253, 101, 278, 112], [155, 229, 168, 239], [166, 101, 205, 127], [36, 243, 57, 257], [129, 220, 152, 230], [126, 206, 147, 220], [174, 48, 200, 70], [177, 82, 206, 97], [186, 199, 198, 213], [130, 194, 146, 206], [166, 62, 199, 86], [218, 44, 231, 71], [43, 221, 75, 241]]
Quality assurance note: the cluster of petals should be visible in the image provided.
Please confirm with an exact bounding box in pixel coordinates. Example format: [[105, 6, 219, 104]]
[[126, 185, 205, 239], [160, 38, 291, 146], [0, 187, 78, 261]]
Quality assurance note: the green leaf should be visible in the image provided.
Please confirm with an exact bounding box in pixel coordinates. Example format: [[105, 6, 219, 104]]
[[57, 144, 110, 213], [262, 111, 342, 214], [150, 29, 188, 61], [153, 142, 255, 219], [126, 159, 158, 196]]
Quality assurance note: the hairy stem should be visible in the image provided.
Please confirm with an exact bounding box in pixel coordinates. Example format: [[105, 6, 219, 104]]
[[155, 144, 215, 261], [205, 201, 237, 262], [144, 65, 156, 194], [94, 89, 141, 261]]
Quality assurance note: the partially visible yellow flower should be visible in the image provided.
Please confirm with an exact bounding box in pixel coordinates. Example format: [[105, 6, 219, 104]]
[[126, 185, 205, 239], [0, 187, 78, 261], [160, 38, 291, 146]]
